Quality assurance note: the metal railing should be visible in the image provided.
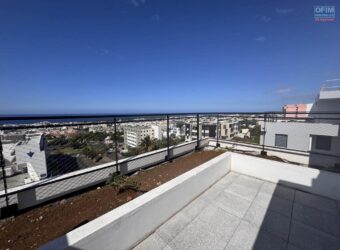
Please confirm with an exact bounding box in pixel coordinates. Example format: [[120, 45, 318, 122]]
[[1, 111, 340, 214]]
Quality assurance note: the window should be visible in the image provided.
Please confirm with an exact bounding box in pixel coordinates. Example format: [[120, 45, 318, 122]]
[[315, 136, 332, 151], [275, 134, 288, 148]]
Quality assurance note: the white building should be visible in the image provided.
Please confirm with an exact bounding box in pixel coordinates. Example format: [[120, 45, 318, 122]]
[[261, 82, 340, 168], [2, 143, 16, 164], [185, 119, 240, 142], [185, 123, 201, 141], [15, 134, 49, 180], [219, 119, 240, 140], [124, 126, 154, 148], [151, 125, 165, 140], [162, 124, 183, 139], [185, 123, 215, 141], [237, 128, 250, 139], [104, 136, 113, 145]]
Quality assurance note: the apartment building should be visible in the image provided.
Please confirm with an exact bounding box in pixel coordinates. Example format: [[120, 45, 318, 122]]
[[202, 124, 217, 138], [185, 119, 239, 141], [124, 126, 154, 148], [219, 119, 240, 140], [261, 82, 340, 168], [151, 124, 167, 140], [185, 123, 201, 141]]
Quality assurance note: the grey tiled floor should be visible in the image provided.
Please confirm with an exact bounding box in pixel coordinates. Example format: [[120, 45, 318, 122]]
[[133, 172, 340, 250]]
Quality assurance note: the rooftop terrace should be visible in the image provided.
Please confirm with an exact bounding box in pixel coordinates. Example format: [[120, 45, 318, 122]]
[[37, 151, 340, 250], [134, 172, 340, 250], [1, 112, 340, 250]]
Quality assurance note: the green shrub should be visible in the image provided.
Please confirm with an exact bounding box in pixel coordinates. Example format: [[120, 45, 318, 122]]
[[107, 173, 142, 193]]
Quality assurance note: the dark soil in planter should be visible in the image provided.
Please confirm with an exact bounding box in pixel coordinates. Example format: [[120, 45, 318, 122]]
[[0, 150, 222, 250]]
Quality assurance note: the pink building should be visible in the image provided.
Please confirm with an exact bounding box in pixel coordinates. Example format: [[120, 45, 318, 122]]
[[283, 103, 312, 118]]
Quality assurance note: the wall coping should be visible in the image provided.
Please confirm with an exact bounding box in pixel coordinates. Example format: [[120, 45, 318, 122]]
[[41, 152, 231, 249]]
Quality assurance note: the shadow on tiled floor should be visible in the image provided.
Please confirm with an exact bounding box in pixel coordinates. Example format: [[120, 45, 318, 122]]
[[133, 172, 340, 250]]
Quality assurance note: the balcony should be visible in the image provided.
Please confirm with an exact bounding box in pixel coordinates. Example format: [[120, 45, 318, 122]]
[[0, 113, 340, 249]]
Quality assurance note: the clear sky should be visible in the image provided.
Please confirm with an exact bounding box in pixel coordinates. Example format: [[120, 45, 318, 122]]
[[0, 0, 339, 114]]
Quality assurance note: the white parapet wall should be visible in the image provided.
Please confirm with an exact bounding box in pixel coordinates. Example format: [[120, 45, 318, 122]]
[[209, 139, 310, 165], [231, 152, 340, 201], [41, 152, 231, 250]]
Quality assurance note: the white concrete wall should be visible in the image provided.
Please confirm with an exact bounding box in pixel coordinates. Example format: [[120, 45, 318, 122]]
[[260, 122, 339, 152], [211, 137, 340, 168], [310, 134, 340, 157], [151, 125, 163, 140], [266, 150, 309, 165], [209, 139, 310, 165], [41, 152, 231, 250], [319, 89, 340, 99], [231, 152, 340, 201]]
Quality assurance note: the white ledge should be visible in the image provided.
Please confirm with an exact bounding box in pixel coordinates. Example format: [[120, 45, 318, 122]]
[[41, 152, 231, 250]]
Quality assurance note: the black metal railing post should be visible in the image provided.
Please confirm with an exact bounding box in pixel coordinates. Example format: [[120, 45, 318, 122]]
[[196, 113, 200, 150], [0, 136, 9, 207], [166, 115, 171, 161], [203, 122, 206, 138], [216, 114, 220, 147], [114, 117, 119, 173], [261, 113, 267, 156]]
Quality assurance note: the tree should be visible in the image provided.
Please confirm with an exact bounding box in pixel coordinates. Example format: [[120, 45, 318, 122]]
[[114, 131, 124, 143], [123, 146, 143, 157], [140, 135, 157, 152], [82, 146, 103, 160], [251, 124, 261, 144]]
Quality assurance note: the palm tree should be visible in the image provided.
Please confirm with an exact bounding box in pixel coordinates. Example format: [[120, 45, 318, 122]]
[[140, 135, 157, 152]]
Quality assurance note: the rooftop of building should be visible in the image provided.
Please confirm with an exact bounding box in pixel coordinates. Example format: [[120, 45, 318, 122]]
[[16, 133, 43, 146], [319, 81, 340, 100], [124, 125, 152, 130]]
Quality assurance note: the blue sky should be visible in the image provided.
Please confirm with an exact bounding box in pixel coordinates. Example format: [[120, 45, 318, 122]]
[[0, 0, 339, 114]]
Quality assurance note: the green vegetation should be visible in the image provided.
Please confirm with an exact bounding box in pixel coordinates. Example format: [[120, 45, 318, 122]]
[[48, 131, 124, 147], [47, 129, 185, 162], [140, 135, 158, 152], [82, 146, 105, 162], [106, 173, 143, 193], [234, 120, 261, 145], [251, 124, 261, 144], [56, 146, 83, 155], [47, 130, 124, 162], [47, 136, 69, 146]]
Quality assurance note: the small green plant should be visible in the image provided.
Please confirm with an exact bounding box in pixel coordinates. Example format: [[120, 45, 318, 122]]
[[215, 147, 229, 152], [107, 173, 143, 193]]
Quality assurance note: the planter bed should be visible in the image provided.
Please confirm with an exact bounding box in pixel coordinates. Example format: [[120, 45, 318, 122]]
[[0, 150, 222, 250]]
